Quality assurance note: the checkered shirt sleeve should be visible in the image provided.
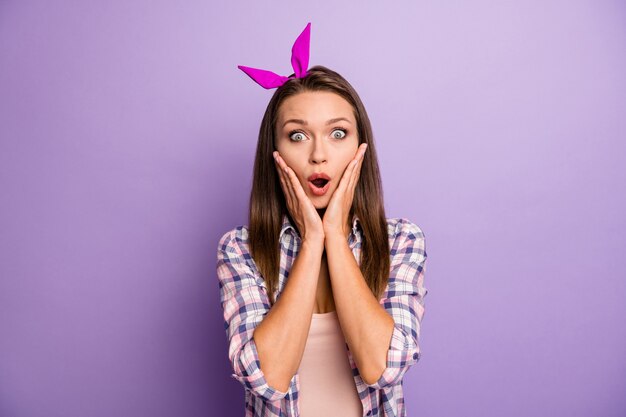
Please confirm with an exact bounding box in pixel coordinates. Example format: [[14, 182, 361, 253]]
[[216, 227, 290, 403], [363, 218, 428, 390]]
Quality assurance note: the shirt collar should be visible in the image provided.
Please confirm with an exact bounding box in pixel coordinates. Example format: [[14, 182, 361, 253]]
[[279, 212, 362, 242]]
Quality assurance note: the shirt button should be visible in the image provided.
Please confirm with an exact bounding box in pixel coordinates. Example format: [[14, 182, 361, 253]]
[[413, 352, 418, 359]]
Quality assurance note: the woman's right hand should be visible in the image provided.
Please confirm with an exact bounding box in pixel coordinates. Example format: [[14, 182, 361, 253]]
[[273, 151, 325, 244]]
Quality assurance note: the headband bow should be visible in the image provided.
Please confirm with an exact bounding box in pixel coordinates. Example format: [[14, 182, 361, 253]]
[[237, 22, 311, 89]]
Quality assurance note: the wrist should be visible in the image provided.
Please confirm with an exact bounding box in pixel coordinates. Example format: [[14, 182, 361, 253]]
[[302, 235, 325, 252], [324, 230, 348, 243]]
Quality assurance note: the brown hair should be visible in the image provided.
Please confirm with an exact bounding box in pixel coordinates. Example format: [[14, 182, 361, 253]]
[[248, 65, 390, 306]]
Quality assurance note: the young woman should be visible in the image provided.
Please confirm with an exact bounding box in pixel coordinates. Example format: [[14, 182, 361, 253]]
[[217, 23, 428, 417]]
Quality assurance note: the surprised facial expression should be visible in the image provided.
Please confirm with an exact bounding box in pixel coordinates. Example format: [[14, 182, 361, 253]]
[[275, 91, 359, 208]]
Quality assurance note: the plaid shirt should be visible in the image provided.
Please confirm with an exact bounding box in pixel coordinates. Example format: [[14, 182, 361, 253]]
[[216, 214, 428, 417]]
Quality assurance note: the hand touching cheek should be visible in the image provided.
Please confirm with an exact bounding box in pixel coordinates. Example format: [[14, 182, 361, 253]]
[[322, 143, 367, 238], [273, 151, 325, 243]]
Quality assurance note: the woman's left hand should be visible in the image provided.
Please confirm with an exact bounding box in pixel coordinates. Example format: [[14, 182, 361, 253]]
[[323, 143, 368, 238]]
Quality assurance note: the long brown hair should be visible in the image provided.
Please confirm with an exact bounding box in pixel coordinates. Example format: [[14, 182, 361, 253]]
[[248, 65, 390, 306]]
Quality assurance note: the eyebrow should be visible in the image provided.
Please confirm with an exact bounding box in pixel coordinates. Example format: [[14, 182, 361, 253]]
[[282, 117, 352, 128]]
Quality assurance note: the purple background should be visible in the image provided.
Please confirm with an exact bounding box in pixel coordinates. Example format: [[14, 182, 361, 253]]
[[1, 1, 625, 416]]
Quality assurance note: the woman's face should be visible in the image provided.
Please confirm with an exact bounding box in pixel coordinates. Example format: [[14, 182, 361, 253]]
[[275, 91, 359, 209]]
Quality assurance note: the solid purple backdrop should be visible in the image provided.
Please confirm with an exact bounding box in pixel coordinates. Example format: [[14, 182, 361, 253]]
[[1, 1, 625, 416]]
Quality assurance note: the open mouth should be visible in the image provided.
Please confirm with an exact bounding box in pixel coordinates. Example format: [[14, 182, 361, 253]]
[[310, 178, 329, 189], [308, 178, 331, 196]]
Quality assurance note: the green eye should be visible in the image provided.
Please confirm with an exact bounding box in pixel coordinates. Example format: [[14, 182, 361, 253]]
[[332, 129, 347, 139]]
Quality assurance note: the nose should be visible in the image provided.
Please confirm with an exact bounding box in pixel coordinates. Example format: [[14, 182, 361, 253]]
[[309, 137, 327, 164]]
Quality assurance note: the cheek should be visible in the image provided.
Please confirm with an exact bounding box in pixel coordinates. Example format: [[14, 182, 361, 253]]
[[339, 154, 356, 172], [282, 158, 305, 181], [341, 143, 359, 162]]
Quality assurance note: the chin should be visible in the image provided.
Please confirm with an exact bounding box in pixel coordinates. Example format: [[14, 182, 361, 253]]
[[313, 200, 329, 209]]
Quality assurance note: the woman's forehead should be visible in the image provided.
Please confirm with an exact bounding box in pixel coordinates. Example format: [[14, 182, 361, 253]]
[[278, 91, 355, 124]]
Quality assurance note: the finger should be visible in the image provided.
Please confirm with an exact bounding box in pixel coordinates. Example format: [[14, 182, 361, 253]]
[[274, 154, 288, 196], [276, 154, 298, 207], [275, 155, 295, 208], [349, 144, 367, 191], [275, 154, 316, 218], [284, 165, 308, 202], [276, 153, 314, 212], [342, 148, 361, 192]]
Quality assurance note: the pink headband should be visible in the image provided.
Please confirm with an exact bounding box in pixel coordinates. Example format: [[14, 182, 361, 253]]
[[237, 22, 311, 89]]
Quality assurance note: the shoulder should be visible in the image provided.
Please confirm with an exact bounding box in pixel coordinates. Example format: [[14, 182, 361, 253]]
[[386, 217, 425, 241], [217, 225, 251, 252], [386, 217, 427, 264], [216, 225, 262, 287]]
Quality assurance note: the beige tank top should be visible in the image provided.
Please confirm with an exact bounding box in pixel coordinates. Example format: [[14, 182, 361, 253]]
[[298, 310, 363, 416]]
